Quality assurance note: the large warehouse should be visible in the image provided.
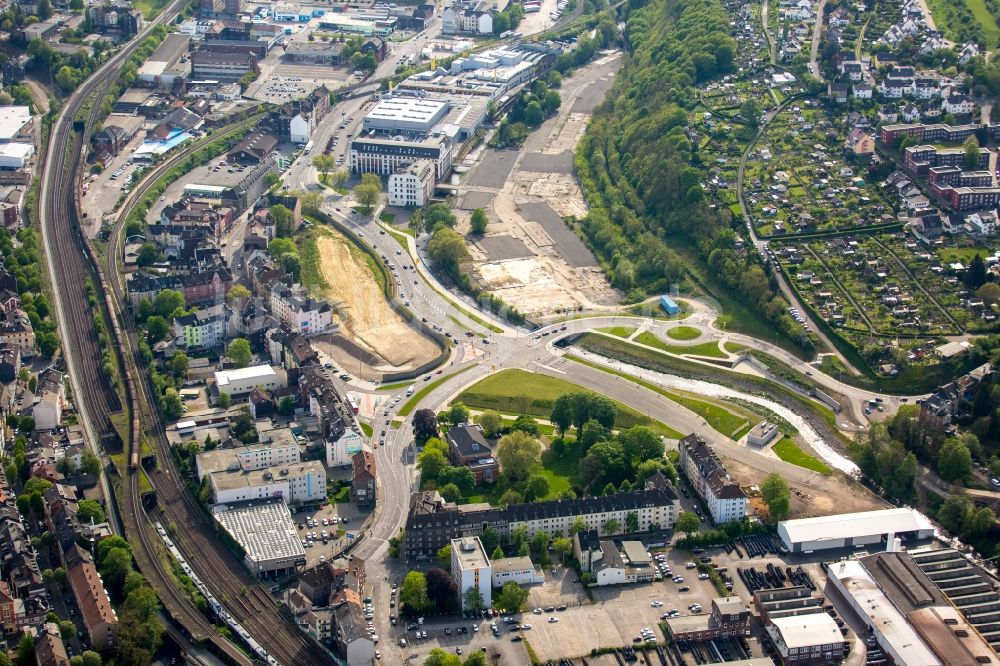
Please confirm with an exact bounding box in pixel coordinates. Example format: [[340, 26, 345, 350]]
[[778, 508, 935, 553]]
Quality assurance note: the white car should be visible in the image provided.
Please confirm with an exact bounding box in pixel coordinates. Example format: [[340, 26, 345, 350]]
[[533, 608, 543, 614], [699, 573, 710, 580], [548, 617, 558, 623], [650, 601, 663, 608]]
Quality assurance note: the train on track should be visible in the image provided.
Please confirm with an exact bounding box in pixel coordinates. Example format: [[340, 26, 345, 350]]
[[154, 522, 282, 666]]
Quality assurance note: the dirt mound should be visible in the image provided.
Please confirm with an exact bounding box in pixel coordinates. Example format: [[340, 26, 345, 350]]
[[315, 233, 440, 370]]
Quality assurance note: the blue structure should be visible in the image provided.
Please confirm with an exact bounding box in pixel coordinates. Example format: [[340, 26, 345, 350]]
[[659, 295, 680, 315]]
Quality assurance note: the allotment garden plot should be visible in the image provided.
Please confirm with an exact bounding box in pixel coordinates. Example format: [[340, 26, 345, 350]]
[[769, 234, 975, 347], [744, 103, 891, 236]]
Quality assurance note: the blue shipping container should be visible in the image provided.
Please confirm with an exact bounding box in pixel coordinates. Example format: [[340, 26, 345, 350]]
[[659, 295, 679, 315]]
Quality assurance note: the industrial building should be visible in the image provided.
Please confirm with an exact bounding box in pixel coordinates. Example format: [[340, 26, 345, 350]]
[[451, 537, 491, 611], [777, 508, 935, 553], [0, 143, 33, 170], [663, 597, 751, 641], [212, 500, 306, 577], [363, 97, 451, 134], [0, 107, 32, 143], [765, 613, 846, 665], [214, 364, 285, 396]]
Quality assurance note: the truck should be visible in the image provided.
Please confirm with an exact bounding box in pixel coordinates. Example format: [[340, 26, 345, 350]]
[[405, 385, 415, 396], [303, 140, 314, 154]]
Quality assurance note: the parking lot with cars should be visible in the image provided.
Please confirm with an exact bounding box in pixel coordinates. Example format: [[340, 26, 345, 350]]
[[293, 501, 368, 568]]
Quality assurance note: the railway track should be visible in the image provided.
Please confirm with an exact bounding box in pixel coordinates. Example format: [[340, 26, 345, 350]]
[[37, 6, 261, 665], [96, 110, 331, 663]]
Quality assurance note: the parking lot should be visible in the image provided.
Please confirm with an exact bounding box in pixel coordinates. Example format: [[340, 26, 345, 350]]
[[292, 501, 369, 568]]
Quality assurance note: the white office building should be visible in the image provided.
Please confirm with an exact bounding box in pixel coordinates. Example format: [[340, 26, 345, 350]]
[[451, 537, 492, 611], [388, 159, 435, 207], [210, 460, 326, 505], [491, 556, 543, 588], [327, 430, 365, 468]]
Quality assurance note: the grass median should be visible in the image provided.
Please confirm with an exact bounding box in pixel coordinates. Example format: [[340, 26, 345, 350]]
[[398, 365, 478, 417], [634, 331, 726, 358], [666, 325, 701, 340]]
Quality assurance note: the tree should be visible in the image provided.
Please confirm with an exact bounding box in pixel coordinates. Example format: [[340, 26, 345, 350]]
[[445, 402, 470, 426], [462, 651, 487, 666], [427, 227, 470, 275], [524, 100, 543, 126], [675, 511, 700, 537], [497, 489, 523, 507], [276, 395, 295, 417], [400, 571, 430, 616], [16, 636, 32, 666], [99, 547, 134, 602], [268, 237, 297, 259], [740, 99, 762, 126], [331, 169, 349, 189], [269, 204, 294, 237], [77, 499, 105, 524], [523, 474, 550, 501], [425, 567, 458, 612], [413, 409, 438, 443], [227, 284, 251, 303], [601, 518, 620, 535], [418, 446, 448, 484], [969, 506, 996, 536], [436, 544, 453, 568], [464, 586, 485, 613], [153, 289, 185, 318], [136, 242, 160, 267], [965, 136, 982, 171], [145, 315, 169, 343], [496, 431, 542, 483], [938, 438, 973, 483], [491, 544, 505, 559], [58, 619, 76, 639], [550, 394, 574, 433], [569, 517, 587, 536], [423, 203, 457, 232], [602, 482, 617, 496], [354, 181, 380, 213], [965, 254, 988, 289], [80, 652, 101, 666], [938, 495, 974, 534], [552, 536, 573, 560], [510, 415, 541, 436], [439, 482, 463, 502], [439, 466, 476, 495], [217, 392, 232, 409], [97, 536, 131, 565], [313, 153, 335, 178], [161, 388, 183, 420], [475, 410, 504, 438], [424, 648, 462, 666], [760, 473, 791, 521], [495, 581, 530, 612], [625, 511, 639, 534], [481, 526, 500, 554], [227, 338, 252, 368], [470, 208, 488, 235], [620, 426, 664, 468]]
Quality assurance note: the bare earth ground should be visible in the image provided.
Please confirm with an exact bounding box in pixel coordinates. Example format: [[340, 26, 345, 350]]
[[463, 52, 624, 317], [314, 233, 439, 370], [723, 454, 887, 519]]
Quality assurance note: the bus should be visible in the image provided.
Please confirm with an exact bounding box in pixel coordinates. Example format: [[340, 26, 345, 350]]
[[347, 395, 359, 414]]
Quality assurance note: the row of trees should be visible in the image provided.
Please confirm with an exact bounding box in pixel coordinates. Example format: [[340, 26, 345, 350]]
[[574, 0, 810, 350], [0, 227, 58, 356]]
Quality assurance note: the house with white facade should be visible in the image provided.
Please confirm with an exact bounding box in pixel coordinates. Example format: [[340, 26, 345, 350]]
[[173, 304, 228, 350], [388, 159, 435, 207], [678, 434, 748, 524], [450, 537, 491, 610], [32, 369, 64, 431], [269, 283, 333, 335]]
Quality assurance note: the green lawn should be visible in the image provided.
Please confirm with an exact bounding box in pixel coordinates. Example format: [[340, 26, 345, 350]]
[[466, 440, 582, 505], [133, 0, 172, 17], [379, 212, 396, 223], [634, 332, 726, 358], [772, 438, 832, 474], [398, 365, 478, 416], [937, 246, 994, 265], [377, 380, 413, 392], [359, 422, 373, 437], [596, 326, 636, 338], [660, 390, 750, 439], [666, 326, 701, 341], [457, 369, 685, 438], [723, 342, 748, 353], [332, 485, 351, 503]]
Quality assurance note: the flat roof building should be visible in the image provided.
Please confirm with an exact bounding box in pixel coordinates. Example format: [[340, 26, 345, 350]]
[[451, 537, 491, 611], [778, 508, 935, 553], [747, 421, 779, 447], [214, 364, 284, 396], [212, 500, 306, 577], [827, 559, 940, 665], [491, 556, 543, 588], [766, 613, 847, 665], [363, 96, 450, 134], [0, 107, 31, 142]]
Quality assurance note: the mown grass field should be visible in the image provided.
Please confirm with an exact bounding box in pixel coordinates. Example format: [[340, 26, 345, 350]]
[[666, 325, 701, 341], [457, 369, 685, 438], [634, 331, 726, 358], [772, 437, 832, 474], [597, 326, 636, 338]]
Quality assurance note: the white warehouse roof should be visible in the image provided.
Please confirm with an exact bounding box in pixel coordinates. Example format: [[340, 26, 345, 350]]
[[768, 612, 842, 650], [779, 508, 935, 547], [215, 365, 277, 389], [0, 106, 31, 141]]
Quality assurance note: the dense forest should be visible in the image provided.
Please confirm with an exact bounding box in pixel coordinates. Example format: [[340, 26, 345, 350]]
[[575, 0, 811, 350]]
